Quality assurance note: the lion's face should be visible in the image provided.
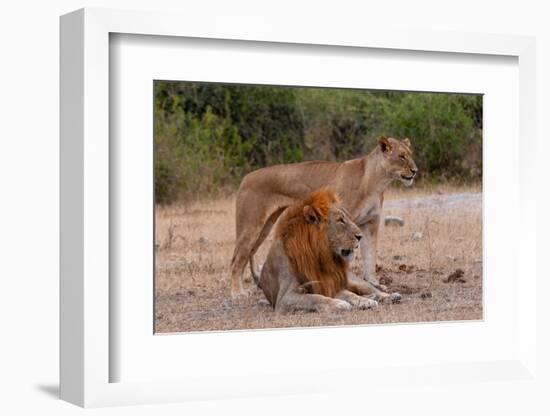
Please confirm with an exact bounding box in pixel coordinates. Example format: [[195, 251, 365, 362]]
[[326, 207, 363, 262], [379, 136, 418, 186], [303, 198, 362, 263], [285, 187, 359, 297]]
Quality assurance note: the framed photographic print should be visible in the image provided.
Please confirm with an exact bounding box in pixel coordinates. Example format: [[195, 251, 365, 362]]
[[152, 80, 483, 334], [60, 7, 539, 408]]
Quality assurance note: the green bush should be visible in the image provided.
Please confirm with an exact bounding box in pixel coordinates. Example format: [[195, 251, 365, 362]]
[[385, 93, 482, 181], [154, 82, 482, 204]]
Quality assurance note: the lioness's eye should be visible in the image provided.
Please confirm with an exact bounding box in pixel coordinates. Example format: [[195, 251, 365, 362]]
[[400, 155, 406, 161]]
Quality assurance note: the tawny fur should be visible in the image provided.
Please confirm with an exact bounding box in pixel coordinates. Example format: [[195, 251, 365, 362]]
[[257, 187, 383, 313], [231, 136, 417, 299], [277, 188, 347, 298]]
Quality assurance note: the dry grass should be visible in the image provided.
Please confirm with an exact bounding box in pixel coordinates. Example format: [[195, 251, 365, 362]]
[[154, 186, 482, 333]]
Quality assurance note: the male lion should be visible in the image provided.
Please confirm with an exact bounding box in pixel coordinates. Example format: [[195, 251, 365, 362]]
[[257, 187, 380, 313], [231, 136, 417, 298]]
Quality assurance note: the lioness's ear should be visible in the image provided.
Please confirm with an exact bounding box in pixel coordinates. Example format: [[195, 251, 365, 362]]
[[402, 137, 411, 147], [303, 205, 320, 224], [378, 135, 392, 153]]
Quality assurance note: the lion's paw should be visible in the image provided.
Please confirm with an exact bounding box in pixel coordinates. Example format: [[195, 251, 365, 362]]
[[364, 275, 388, 293], [332, 299, 353, 311], [358, 298, 378, 309], [390, 292, 402, 304], [375, 283, 388, 292], [368, 292, 389, 302]]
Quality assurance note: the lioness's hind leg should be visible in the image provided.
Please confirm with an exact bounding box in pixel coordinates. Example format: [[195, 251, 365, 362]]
[[231, 212, 284, 298], [230, 233, 257, 299]]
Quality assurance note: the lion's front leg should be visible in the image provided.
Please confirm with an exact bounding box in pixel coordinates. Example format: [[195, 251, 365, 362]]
[[276, 291, 352, 314], [347, 273, 402, 304], [335, 289, 378, 310]]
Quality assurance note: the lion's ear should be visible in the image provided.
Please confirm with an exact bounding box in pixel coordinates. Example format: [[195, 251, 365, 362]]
[[303, 205, 320, 224], [378, 135, 392, 154], [402, 137, 411, 147]]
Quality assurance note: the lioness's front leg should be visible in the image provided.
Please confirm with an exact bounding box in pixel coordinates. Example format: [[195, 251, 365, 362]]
[[335, 289, 378, 310], [360, 216, 387, 291]]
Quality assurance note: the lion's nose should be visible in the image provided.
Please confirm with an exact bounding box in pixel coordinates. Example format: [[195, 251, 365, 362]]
[[355, 234, 362, 242]]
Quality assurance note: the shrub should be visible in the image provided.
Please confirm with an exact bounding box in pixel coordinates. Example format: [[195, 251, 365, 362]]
[[154, 82, 482, 203], [385, 93, 482, 181]]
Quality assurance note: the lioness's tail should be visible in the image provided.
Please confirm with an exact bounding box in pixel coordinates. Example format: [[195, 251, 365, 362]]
[[251, 264, 261, 287], [248, 206, 288, 287], [252, 273, 261, 288]]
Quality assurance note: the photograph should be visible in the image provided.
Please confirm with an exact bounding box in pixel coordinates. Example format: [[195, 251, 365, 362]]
[[153, 81, 483, 333]]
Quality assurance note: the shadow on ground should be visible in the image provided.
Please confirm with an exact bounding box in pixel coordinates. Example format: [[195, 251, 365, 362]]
[[34, 384, 59, 399]]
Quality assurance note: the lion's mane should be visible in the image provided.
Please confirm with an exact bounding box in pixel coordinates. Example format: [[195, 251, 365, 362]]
[[275, 187, 348, 298]]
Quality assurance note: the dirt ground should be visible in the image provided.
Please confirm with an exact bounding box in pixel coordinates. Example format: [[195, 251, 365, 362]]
[[154, 185, 482, 333]]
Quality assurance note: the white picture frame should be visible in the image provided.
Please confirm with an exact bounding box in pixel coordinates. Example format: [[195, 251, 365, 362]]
[[60, 7, 538, 408]]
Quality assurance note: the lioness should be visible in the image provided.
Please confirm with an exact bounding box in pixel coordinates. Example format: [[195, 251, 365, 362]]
[[257, 187, 380, 313], [231, 135, 417, 298]]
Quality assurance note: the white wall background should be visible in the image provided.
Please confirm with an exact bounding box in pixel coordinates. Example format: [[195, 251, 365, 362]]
[[0, 1, 548, 415]]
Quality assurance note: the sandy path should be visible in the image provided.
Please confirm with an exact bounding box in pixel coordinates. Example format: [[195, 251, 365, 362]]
[[385, 192, 481, 211]]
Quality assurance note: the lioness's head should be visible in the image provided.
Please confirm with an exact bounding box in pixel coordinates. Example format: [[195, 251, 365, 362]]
[[378, 136, 418, 186], [303, 202, 362, 262]]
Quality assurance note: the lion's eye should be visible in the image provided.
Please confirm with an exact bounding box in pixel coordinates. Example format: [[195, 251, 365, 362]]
[[400, 155, 406, 161], [338, 218, 346, 224]]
